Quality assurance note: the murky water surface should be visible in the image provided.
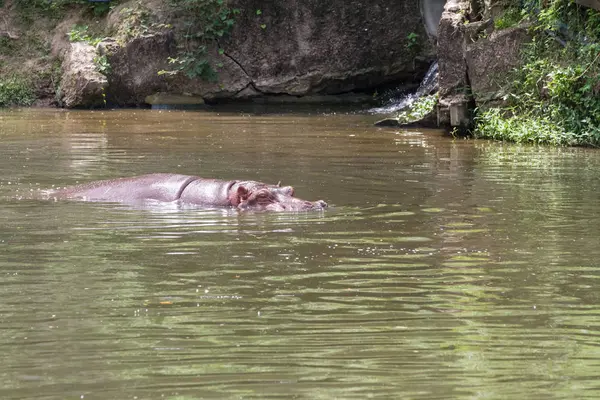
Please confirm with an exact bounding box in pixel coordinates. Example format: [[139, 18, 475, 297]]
[[2, 108, 600, 399]]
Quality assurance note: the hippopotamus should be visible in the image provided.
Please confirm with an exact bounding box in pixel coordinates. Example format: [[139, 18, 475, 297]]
[[44, 173, 327, 212]]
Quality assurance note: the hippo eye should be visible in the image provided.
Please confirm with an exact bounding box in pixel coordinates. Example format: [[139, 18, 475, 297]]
[[254, 191, 273, 202]]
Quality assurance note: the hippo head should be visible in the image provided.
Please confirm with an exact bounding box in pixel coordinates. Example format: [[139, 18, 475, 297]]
[[232, 181, 327, 212]]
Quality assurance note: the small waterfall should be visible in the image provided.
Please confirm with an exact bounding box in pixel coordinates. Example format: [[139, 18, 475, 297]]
[[369, 62, 438, 114]]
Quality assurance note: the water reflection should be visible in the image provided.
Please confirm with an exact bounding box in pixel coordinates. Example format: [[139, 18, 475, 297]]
[[1, 109, 600, 399]]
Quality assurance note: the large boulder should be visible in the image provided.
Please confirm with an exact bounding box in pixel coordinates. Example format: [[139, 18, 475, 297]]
[[465, 25, 531, 105], [100, 31, 176, 105], [60, 42, 108, 108], [101, 30, 253, 104], [436, 0, 529, 127], [224, 0, 432, 97], [100, 0, 433, 105]]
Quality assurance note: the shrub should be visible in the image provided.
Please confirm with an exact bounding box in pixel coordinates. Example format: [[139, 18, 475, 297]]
[[494, 7, 523, 30], [474, 0, 600, 146], [68, 25, 103, 46], [0, 76, 35, 107]]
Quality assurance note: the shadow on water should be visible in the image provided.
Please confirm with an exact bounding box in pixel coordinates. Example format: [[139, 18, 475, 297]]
[[2, 109, 600, 399]]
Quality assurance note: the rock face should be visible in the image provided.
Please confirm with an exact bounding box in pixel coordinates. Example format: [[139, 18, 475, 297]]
[[436, 0, 471, 127], [99, 0, 433, 105], [436, 0, 531, 128], [437, 0, 470, 99], [60, 42, 108, 108], [100, 32, 178, 105], [465, 25, 531, 103], [224, 0, 431, 97]]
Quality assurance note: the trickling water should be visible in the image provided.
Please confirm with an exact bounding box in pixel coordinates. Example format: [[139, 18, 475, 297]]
[[416, 61, 439, 96], [369, 61, 439, 114]]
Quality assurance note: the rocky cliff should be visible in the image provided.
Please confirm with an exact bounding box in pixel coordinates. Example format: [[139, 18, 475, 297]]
[[105, 0, 434, 106], [436, 0, 531, 129], [0, 0, 435, 108]]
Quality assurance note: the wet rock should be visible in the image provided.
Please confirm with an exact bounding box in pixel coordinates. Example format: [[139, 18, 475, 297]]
[[250, 93, 375, 104], [375, 109, 438, 128], [60, 42, 108, 108], [436, 0, 473, 129], [144, 92, 205, 106], [374, 118, 402, 127]]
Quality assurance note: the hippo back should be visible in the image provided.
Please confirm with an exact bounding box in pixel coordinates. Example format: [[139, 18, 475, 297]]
[[47, 173, 198, 203]]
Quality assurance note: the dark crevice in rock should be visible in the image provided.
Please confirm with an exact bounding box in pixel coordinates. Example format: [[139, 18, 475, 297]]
[[215, 39, 265, 97], [216, 39, 255, 90], [234, 81, 264, 97], [222, 50, 251, 80]]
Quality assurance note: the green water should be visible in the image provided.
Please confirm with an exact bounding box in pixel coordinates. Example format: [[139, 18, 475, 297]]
[[1, 108, 600, 399]]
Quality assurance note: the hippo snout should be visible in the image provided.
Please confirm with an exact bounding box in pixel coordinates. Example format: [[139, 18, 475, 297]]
[[292, 199, 327, 211], [315, 200, 328, 209], [238, 196, 327, 212]]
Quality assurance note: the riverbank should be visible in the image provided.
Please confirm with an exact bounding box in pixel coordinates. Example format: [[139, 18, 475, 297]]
[[4, 0, 599, 148]]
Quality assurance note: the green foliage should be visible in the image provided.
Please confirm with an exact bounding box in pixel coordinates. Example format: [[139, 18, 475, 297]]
[[88, 1, 112, 17], [164, 0, 240, 80], [161, 49, 217, 81], [397, 94, 438, 124], [494, 7, 523, 30], [0, 75, 35, 107], [474, 109, 577, 145], [114, 3, 173, 43], [406, 32, 419, 51], [68, 25, 103, 46], [94, 54, 111, 75], [474, 0, 600, 146], [67, 25, 88, 43]]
